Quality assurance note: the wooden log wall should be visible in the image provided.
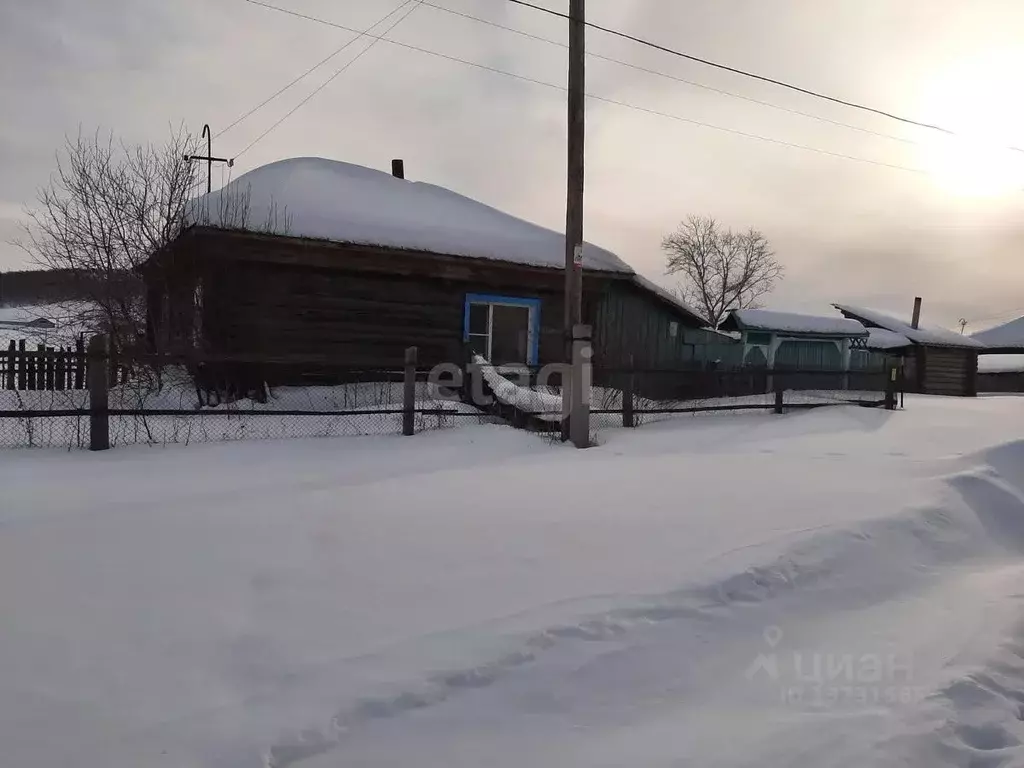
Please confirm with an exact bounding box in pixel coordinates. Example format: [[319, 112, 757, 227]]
[[918, 347, 977, 397]]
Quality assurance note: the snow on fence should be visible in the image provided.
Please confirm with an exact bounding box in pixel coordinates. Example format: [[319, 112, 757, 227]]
[[471, 362, 900, 433]]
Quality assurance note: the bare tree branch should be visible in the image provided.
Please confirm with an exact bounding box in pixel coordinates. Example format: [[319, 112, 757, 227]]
[[15, 126, 203, 352], [662, 215, 784, 328]]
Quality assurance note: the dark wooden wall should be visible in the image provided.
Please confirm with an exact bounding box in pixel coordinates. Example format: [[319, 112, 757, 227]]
[[202, 260, 464, 365], [149, 229, 734, 377], [593, 282, 732, 369], [150, 229, 630, 369], [977, 371, 1024, 393], [916, 346, 978, 396]]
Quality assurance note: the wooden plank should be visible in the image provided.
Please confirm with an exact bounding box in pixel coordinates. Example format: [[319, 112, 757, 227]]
[[45, 346, 55, 390], [74, 337, 85, 389], [4, 341, 12, 389], [17, 339, 26, 389], [35, 344, 45, 390], [55, 347, 66, 391]]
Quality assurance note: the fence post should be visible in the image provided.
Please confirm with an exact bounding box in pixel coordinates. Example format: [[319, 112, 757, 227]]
[[403, 346, 418, 437], [885, 366, 897, 411], [570, 324, 592, 449], [622, 354, 635, 428], [774, 383, 784, 414], [88, 334, 110, 451]]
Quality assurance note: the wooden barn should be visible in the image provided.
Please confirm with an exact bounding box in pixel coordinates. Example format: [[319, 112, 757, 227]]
[[144, 157, 718, 380], [834, 300, 982, 397]]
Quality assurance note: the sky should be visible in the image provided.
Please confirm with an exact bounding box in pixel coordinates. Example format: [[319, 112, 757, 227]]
[[2, 0, 1024, 332]]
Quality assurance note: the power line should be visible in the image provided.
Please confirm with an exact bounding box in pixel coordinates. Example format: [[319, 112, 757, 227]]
[[241, 0, 928, 175], [502, 0, 1024, 154], [234, 0, 424, 160], [965, 306, 1024, 326], [217, 0, 416, 140], [420, 1, 918, 149], [588, 93, 927, 174]]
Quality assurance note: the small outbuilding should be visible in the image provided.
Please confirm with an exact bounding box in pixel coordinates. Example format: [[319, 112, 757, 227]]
[[969, 316, 1024, 392], [719, 309, 869, 369], [834, 301, 982, 397]]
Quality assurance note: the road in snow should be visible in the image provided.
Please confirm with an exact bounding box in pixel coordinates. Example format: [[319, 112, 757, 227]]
[[3, 397, 1024, 767]]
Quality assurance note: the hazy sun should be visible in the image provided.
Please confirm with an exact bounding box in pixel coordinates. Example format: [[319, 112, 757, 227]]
[[916, 49, 1024, 198]]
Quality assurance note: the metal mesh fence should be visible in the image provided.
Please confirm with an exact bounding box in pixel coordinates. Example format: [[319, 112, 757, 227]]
[[0, 360, 488, 449], [0, 352, 899, 450], [446, 361, 897, 435], [589, 366, 894, 429]]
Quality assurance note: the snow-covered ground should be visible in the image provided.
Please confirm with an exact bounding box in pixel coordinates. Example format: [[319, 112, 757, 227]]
[[4, 397, 1024, 767], [0, 301, 86, 348]]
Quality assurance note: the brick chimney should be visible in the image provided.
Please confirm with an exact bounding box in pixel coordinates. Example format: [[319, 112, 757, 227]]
[[911, 297, 922, 330], [391, 159, 405, 179]]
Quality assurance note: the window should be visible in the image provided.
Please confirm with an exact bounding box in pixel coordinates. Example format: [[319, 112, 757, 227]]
[[463, 294, 541, 365]]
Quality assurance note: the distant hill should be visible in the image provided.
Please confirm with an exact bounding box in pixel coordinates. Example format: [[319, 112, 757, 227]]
[[0, 268, 82, 306], [0, 268, 137, 307]]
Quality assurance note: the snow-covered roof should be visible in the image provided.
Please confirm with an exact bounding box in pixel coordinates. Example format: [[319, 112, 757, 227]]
[[971, 316, 1024, 349], [723, 309, 868, 337], [978, 354, 1024, 373], [632, 276, 708, 326], [833, 304, 983, 349], [194, 157, 632, 273], [865, 328, 912, 350]]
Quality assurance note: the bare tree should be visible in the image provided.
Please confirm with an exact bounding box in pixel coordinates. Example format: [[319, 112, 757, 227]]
[[17, 127, 291, 355], [662, 215, 784, 328], [17, 127, 203, 352]]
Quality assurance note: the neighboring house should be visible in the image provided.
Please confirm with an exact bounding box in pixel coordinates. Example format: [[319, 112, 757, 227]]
[[969, 318, 1024, 392], [834, 303, 982, 397], [975, 354, 1024, 393], [970, 315, 1024, 353], [719, 309, 869, 369], [145, 157, 714, 381], [0, 306, 60, 348]]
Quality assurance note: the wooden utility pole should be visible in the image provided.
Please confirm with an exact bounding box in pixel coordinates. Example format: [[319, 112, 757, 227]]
[[562, 0, 586, 441], [185, 124, 233, 194]]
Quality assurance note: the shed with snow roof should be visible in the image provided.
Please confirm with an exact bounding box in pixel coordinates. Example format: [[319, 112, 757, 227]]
[[719, 309, 872, 370], [834, 302, 981, 397], [144, 157, 716, 379]]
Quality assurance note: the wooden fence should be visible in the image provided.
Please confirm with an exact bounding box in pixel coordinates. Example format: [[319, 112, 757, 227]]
[[1, 339, 88, 391]]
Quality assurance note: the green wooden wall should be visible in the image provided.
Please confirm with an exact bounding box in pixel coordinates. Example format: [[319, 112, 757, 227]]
[[592, 282, 740, 369]]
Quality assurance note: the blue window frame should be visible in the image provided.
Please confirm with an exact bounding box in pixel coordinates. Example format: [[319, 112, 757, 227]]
[[463, 293, 542, 365]]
